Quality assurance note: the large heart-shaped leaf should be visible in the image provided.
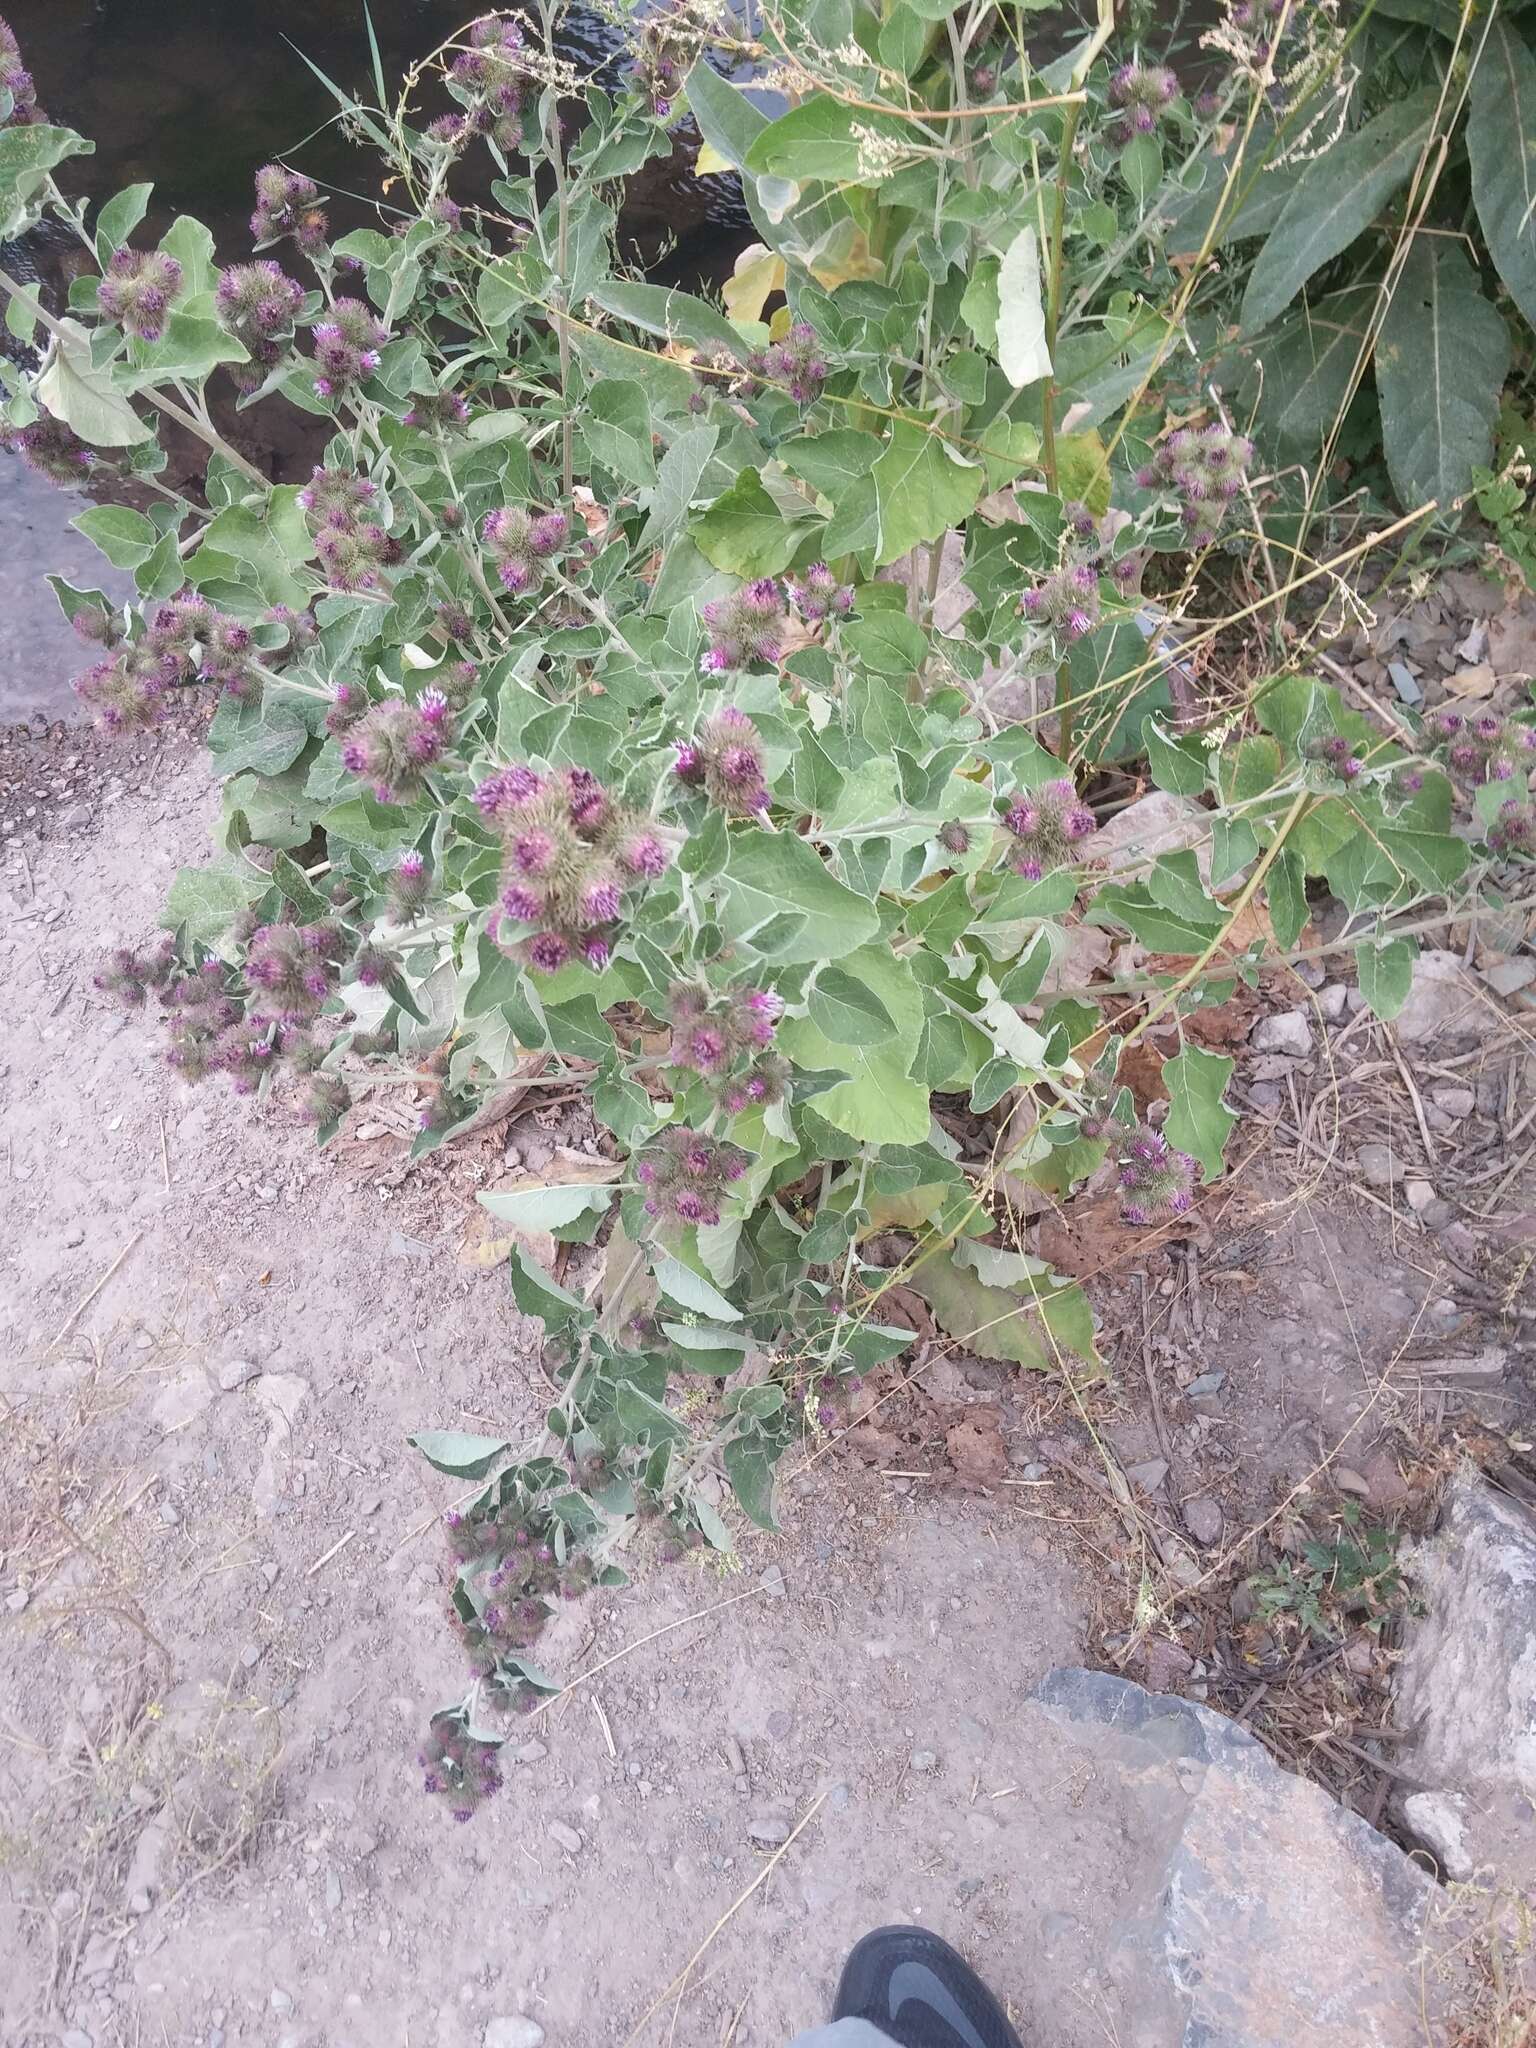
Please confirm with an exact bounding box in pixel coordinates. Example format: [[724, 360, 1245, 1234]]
[[1468, 18, 1536, 331]]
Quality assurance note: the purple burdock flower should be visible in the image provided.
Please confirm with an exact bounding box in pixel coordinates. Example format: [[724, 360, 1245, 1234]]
[[1000, 775, 1097, 880], [339, 695, 456, 805], [666, 982, 782, 1079], [675, 707, 774, 816], [353, 942, 397, 987], [1116, 1120, 1199, 1225], [479, 760, 669, 971], [1018, 565, 1102, 643], [404, 388, 471, 432], [1140, 423, 1251, 550], [94, 938, 176, 1008], [938, 820, 971, 856], [6, 415, 98, 484], [97, 246, 185, 343], [1108, 62, 1179, 147], [214, 260, 304, 375], [299, 465, 377, 528], [310, 298, 391, 400], [699, 579, 786, 672], [482, 503, 570, 597], [761, 320, 830, 405], [636, 1125, 749, 1233], [784, 562, 855, 624], [251, 162, 328, 253], [1488, 797, 1536, 856], [0, 13, 41, 125], [388, 848, 432, 922], [313, 521, 401, 594]]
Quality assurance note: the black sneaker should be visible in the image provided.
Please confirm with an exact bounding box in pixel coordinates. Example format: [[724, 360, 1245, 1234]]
[[832, 1925, 1024, 2048]]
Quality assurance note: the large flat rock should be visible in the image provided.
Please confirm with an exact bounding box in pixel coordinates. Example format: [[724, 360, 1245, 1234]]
[[1032, 1669, 1438, 2047]]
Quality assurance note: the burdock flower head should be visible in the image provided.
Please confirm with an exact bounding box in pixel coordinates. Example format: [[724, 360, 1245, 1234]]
[[1429, 709, 1536, 786], [388, 847, 432, 922], [7, 416, 98, 484], [1136, 423, 1252, 549], [449, 14, 529, 151], [674, 707, 773, 815], [717, 1052, 790, 1116], [97, 246, 184, 343], [752, 321, 829, 405], [1487, 797, 1535, 858], [636, 1125, 750, 1229], [299, 465, 377, 528], [243, 917, 349, 1027], [482, 503, 571, 595], [340, 690, 456, 805], [1107, 61, 1179, 144], [1303, 732, 1364, 784], [666, 983, 782, 1075], [310, 298, 390, 400], [1, 14, 41, 125], [313, 521, 401, 594], [404, 388, 471, 432], [419, 1715, 504, 1824], [1001, 776, 1097, 880], [1116, 1122, 1199, 1226], [94, 938, 175, 1007], [785, 563, 854, 624], [251, 163, 328, 254], [214, 259, 305, 389], [478, 763, 671, 973], [1019, 562, 1101, 642], [699, 580, 785, 673]]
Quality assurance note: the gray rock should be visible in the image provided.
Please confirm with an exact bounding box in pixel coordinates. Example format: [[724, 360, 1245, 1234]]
[[269, 1990, 294, 2016], [1033, 1670, 1437, 2047], [484, 2020, 544, 2048], [1430, 1086, 1475, 1119], [1127, 1459, 1170, 1494], [1393, 950, 1478, 1043], [1184, 1371, 1226, 1398], [5, 1587, 28, 1613], [512, 1739, 547, 1763], [759, 1564, 787, 1600], [1356, 1143, 1405, 1189], [217, 1358, 258, 1392], [546, 1820, 582, 1854], [1395, 1473, 1536, 1889], [324, 1870, 342, 1912], [1182, 1496, 1223, 1546], [1316, 984, 1349, 1022], [1250, 1011, 1313, 1057], [1482, 956, 1536, 998], [62, 2031, 93, 2048], [745, 1804, 794, 1847], [1401, 1792, 1473, 1882], [909, 1749, 939, 1774]]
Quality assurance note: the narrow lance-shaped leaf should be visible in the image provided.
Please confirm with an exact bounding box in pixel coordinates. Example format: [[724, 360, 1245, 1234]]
[[1240, 92, 1438, 333], [1467, 18, 1536, 332], [1376, 236, 1510, 510]]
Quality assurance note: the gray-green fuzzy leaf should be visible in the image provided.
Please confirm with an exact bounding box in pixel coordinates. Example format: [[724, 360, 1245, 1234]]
[[1376, 236, 1510, 509], [1468, 18, 1536, 331]]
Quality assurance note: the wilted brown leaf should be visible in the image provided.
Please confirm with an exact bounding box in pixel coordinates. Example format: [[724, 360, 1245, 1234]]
[[944, 1408, 1007, 1491]]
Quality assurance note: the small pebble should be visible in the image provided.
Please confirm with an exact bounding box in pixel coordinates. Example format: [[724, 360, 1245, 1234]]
[[909, 1749, 940, 1774], [547, 1820, 582, 1854], [1182, 1497, 1223, 1546], [269, 1990, 293, 2017]]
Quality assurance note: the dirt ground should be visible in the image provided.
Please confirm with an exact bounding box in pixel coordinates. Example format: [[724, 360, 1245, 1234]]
[[2, 714, 1533, 2048]]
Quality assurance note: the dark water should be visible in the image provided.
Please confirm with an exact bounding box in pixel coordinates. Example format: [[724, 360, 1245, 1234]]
[[1, 1, 752, 720], [4, 0, 748, 266]]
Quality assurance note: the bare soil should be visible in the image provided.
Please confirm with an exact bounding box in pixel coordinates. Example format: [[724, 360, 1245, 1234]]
[[2, 719, 1532, 2048]]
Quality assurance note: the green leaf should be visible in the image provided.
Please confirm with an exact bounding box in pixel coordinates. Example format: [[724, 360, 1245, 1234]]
[[544, 995, 615, 1063], [407, 1430, 509, 1479], [645, 424, 721, 538], [744, 95, 906, 184], [718, 831, 880, 963], [1240, 92, 1438, 332], [1163, 1046, 1237, 1181], [507, 1244, 592, 1327], [159, 215, 218, 301], [970, 1056, 1020, 1113], [691, 467, 817, 576], [35, 318, 152, 446], [821, 419, 984, 568], [582, 379, 656, 485], [653, 1256, 742, 1322], [119, 314, 247, 390], [960, 258, 1000, 353], [1355, 935, 1417, 1021], [1251, 286, 1376, 460], [778, 429, 883, 497], [1377, 235, 1511, 510], [72, 504, 159, 569], [809, 963, 898, 1044], [477, 1183, 616, 1229], [723, 1433, 780, 1529], [1118, 133, 1162, 208], [1469, 20, 1536, 330], [94, 181, 152, 259], [1142, 715, 1208, 796], [1266, 847, 1308, 950], [588, 278, 743, 359], [160, 857, 267, 944], [684, 58, 769, 173], [842, 612, 928, 676], [779, 944, 928, 1143], [878, 3, 931, 77], [907, 1252, 1086, 1371], [996, 225, 1051, 388], [0, 124, 92, 234]]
